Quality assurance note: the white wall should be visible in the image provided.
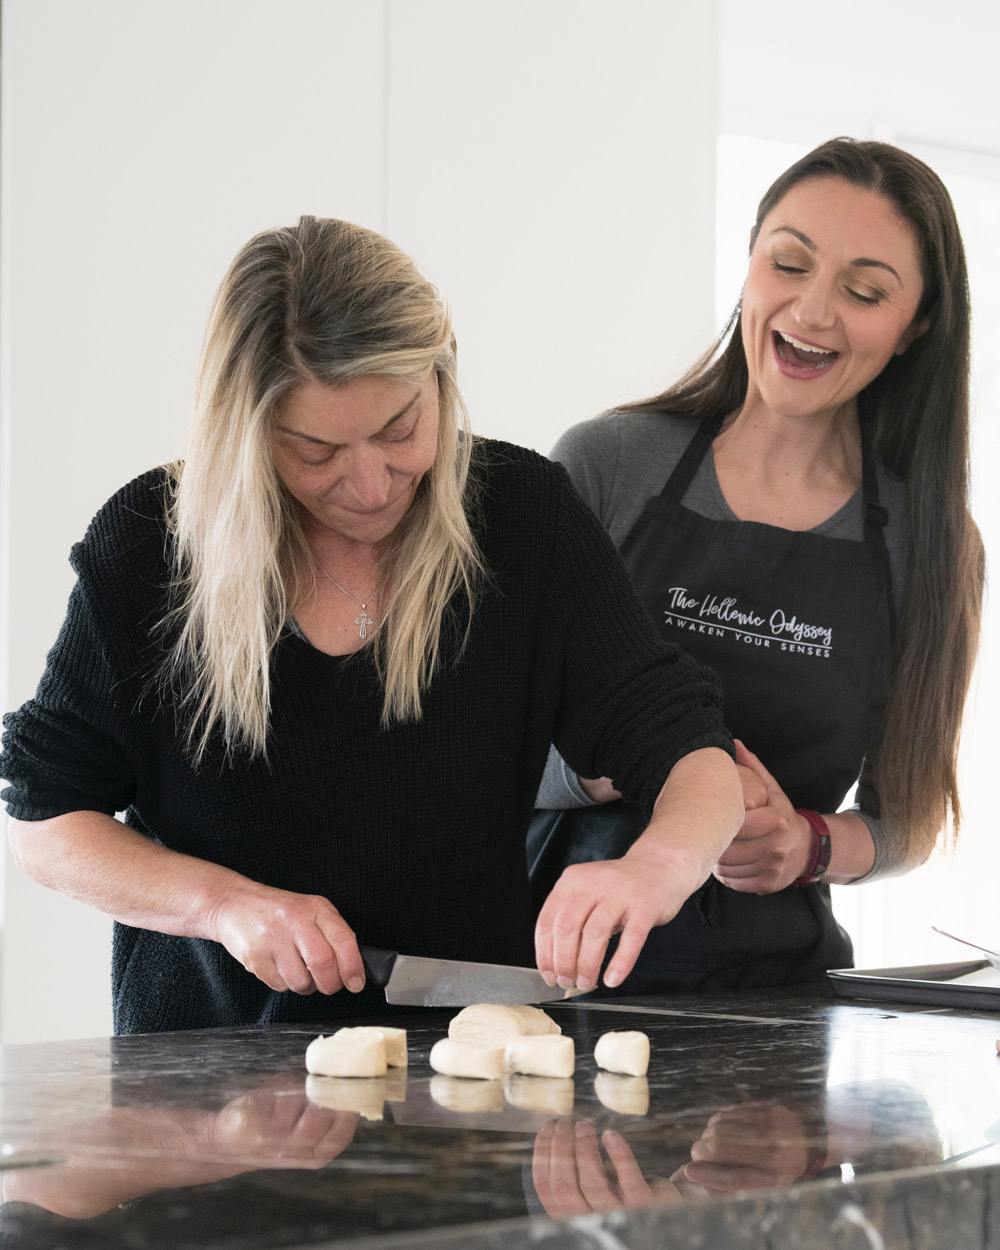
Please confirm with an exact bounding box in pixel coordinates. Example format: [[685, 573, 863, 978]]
[[0, 0, 719, 1043], [720, 0, 1000, 177]]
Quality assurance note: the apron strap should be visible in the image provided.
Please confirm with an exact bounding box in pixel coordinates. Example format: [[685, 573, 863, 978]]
[[658, 414, 724, 503]]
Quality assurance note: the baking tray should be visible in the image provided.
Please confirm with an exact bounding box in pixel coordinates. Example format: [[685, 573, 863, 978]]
[[828, 959, 1000, 1011]]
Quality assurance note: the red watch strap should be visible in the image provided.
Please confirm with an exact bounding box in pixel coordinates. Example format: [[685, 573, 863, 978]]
[[793, 809, 832, 886]]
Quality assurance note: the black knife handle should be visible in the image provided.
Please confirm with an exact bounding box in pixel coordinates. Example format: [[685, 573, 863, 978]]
[[359, 945, 397, 987]]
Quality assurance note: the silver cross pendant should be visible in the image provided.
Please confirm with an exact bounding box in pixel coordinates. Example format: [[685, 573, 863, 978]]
[[355, 606, 374, 639]]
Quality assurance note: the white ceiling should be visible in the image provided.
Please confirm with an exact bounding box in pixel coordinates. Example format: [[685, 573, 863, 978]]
[[720, 0, 1000, 177]]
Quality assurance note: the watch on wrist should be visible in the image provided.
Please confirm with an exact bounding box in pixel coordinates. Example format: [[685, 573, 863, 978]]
[[793, 809, 832, 886]]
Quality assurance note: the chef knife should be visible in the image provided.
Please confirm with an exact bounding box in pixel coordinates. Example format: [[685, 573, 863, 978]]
[[360, 946, 581, 1007]]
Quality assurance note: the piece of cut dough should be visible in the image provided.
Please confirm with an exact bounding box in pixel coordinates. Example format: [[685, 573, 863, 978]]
[[371, 1027, 408, 1067], [504, 1074, 574, 1115], [449, 1004, 560, 1049], [504, 1034, 575, 1079], [429, 1037, 505, 1080], [594, 1031, 650, 1077], [305, 1029, 387, 1078], [336, 1025, 407, 1066], [430, 1074, 505, 1112], [594, 1073, 650, 1116]]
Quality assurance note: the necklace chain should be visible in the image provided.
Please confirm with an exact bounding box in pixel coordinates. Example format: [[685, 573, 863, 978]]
[[314, 559, 378, 640]]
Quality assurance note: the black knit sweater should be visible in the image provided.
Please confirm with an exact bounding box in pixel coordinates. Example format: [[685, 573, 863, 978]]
[[1, 440, 732, 1033]]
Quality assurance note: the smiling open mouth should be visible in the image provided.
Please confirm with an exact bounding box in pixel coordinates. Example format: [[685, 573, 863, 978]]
[[773, 330, 840, 370]]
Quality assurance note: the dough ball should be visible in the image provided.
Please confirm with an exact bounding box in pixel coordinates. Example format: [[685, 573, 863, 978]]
[[594, 1031, 650, 1077], [448, 1004, 560, 1049], [305, 1074, 388, 1120], [594, 1073, 650, 1116], [430, 1074, 505, 1113], [305, 1029, 387, 1078], [503, 1074, 575, 1115], [504, 1034, 575, 1079], [429, 1037, 505, 1080]]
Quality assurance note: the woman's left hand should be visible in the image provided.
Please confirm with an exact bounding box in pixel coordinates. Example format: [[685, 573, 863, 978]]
[[713, 742, 813, 894], [536, 746, 743, 989], [535, 852, 700, 992]]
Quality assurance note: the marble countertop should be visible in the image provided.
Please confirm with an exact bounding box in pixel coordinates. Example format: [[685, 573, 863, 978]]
[[1, 984, 999, 1249]]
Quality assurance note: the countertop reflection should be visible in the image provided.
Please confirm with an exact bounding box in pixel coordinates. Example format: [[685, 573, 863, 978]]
[[1, 987, 999, 1248]]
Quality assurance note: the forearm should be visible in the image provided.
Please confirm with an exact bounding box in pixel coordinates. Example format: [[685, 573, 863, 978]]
[[822, 809, 876, 884], [624, 747, 743, 893], [7, 811, 258, 940]]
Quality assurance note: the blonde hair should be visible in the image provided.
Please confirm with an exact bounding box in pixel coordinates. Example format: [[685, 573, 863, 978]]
[[163, 217, 481, 761]]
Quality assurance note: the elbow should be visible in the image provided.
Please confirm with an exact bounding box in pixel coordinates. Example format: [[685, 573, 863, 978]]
[[7, 816, 36, 877], [6, 815, 55, 886]]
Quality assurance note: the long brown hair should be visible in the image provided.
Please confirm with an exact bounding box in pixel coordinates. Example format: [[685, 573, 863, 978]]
[[622, 137, 983, 861]]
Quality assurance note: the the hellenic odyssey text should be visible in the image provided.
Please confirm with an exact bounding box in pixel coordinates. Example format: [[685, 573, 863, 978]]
[[666, 587, 833, 654]]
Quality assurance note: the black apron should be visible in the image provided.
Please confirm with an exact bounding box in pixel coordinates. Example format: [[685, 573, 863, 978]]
[[528, 415, 895, 990]]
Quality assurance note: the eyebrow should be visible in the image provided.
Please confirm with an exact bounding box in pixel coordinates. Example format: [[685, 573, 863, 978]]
[[768, 226, 904, 286], [276, 393, 420, 446]]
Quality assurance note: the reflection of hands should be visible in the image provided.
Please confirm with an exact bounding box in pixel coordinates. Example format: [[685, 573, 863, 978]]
[[682, 1101, 815, 1191], [714, 742, 813, 894], [211, 1076, 361, 1165], [532, 1119, 684, 1218], [1, 1076, 360, 1218], [207, 882, 365, 995]]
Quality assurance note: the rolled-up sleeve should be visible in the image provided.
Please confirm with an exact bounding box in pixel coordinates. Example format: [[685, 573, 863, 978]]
[[1, 580, 137, 820]]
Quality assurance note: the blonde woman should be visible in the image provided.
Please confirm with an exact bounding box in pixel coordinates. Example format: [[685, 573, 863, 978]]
[[1, 217, 742, 1034]]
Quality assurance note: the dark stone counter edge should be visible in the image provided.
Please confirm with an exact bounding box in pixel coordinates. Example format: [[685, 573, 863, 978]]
[[315, 1159, 1000, 1250]]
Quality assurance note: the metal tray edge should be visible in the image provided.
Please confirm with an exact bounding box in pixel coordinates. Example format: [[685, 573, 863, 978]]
[[828, 960, 1000, 1011]]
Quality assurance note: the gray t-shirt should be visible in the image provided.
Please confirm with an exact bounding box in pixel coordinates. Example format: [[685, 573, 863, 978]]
[[537, 409, 909, 881]]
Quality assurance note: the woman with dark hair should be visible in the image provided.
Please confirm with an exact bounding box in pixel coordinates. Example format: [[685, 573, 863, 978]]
[[0, 216, 742, 1033], [531, 137, 984, 990]]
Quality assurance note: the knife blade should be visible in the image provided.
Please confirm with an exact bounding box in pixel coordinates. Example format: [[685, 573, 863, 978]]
[[360, 946, 580, 1007]]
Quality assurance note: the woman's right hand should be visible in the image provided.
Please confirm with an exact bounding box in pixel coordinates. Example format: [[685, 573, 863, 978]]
[[738, 762, 768, 810], [7, 812, 366, 995], [207, 883, 366, 995]]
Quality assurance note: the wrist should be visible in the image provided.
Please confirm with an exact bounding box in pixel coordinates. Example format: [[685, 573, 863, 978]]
[[195, 870, 267, 943], [793, 810, 832, 886], [624, 828, 712, 894]]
